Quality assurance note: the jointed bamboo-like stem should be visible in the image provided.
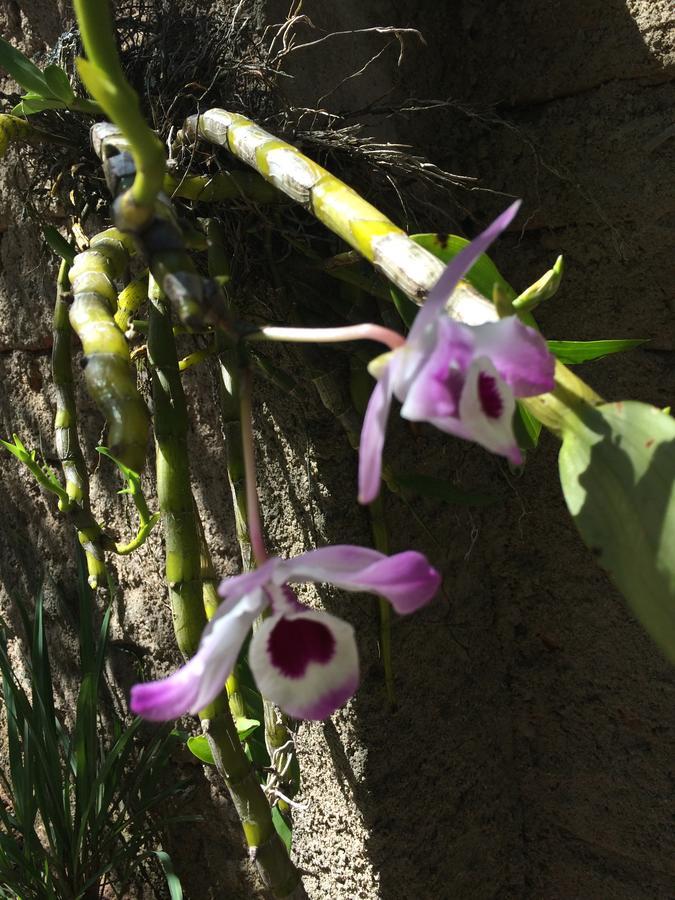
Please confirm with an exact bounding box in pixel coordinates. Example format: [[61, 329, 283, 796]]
[[183, 110, 603, 430], [68, 229, 150, 474], [91, 123, 232, 331], [52, 259, 110, 588], [164, 171, 280, 204], [148, 277, 207, 659], [114, 273, 148, 333], [147, 277, 304, 898], [181, 110, 495, 325]]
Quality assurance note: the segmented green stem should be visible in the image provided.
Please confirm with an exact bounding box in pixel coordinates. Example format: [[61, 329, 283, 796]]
[[184, 110, 604, 428], [207, 219, 300, 820], [114, 273, 148, 333], [148, 277, 304, 897], [148, 277, 205, 658], [73, 0, 165, 220], [182, 110, 494, 325], [165, 171, 280, 204], [91, 123, 233, 331], [52, 259, 109, 588], [68, 229, 150, 473]]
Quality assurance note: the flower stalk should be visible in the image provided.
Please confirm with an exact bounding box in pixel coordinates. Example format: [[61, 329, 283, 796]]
[[147, 276, 305, 898]]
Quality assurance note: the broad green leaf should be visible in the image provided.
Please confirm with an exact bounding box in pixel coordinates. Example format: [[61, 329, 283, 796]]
[[271, 806, 292, 852], [151, 850, 183, 900], [11, 97, 66, 116], [186, 735, 215, 766], [393, 472, 499, 506], [235, 717, 260, 742], [0, 37, 49, 96], [559, 401, 675, 660], [43, 65, 74, 104], [548, 339, 646, 365]]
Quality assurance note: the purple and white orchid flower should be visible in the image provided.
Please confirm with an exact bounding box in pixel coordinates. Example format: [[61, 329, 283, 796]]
[[130, 545, 440, 722], [358, 201, 556, 504]]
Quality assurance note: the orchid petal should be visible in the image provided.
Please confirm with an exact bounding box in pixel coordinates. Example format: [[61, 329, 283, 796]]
[[457, 357, 522, 464], [408, 201, 522, 341], [217, 556, 279, 602], [399, 317, 472, 421], [130, 589, 265, 721], [358, 364, 394, 504], [280, 545, 441, 614], [249, 609, 359, 720], [472, 317, 555, 396]]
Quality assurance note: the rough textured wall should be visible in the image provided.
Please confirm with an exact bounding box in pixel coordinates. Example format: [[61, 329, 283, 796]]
[[1, 1, 674, 899]]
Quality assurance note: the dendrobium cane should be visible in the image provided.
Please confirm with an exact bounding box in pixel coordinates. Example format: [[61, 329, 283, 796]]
[[131, 545, 440, 721], [358, 202, 556, 502]]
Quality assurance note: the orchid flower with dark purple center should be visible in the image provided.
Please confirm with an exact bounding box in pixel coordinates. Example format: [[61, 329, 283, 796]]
[[130, 545, 440, 722], [358, 201, 557, 504]]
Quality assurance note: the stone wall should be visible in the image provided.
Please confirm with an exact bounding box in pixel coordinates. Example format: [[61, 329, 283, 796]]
[[1, 1, 673, 897]]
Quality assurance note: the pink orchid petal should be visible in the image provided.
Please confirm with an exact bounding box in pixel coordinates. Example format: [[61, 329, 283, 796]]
[[358, 364, 394, 504], [130, 589, 265, 721], [249, 609, 359, 720], [280, 546, 441, 614], [217, 557, 279, 602], [399, 317, 472, 421], [408, 201, 522, 341], [471, 317, 555, 396]]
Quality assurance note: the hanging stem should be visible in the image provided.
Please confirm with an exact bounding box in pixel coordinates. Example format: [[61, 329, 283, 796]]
[[239, 368, 268, 567], [69, 229, 149, 473], [52, 257, 109, 588], [207, 218, 301, 820], [147, 276, 304, 898]]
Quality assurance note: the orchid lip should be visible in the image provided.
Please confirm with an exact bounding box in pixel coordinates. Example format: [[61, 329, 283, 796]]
[[131, 545, 440, 723]]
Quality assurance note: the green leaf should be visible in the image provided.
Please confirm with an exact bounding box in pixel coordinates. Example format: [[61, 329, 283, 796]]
[[559, 401, 675, 661], [389, 286, 418, 329], [271, 805, 292, 853], [411, 233, 516, 302], [43, 65, 74, 104], [392, 472, 500, 506], [0, 37, 49, 96], [234, 717, 260, 742], [43, 226, 75, 265], [11, 97, 67, 116], [151, 850, 183, 900], [515, 400, 543, 450], [548, 339, 646, 365], [186, 735, 215, 766]]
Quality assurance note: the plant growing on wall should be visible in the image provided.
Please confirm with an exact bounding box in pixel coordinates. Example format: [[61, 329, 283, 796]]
[[1, 2, 673, 896]]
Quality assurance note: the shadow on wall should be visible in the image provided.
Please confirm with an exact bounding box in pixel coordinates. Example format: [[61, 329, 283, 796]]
[[261, 2, 675, 900]]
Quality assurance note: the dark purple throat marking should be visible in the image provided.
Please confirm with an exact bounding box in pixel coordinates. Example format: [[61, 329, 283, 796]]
[[478, 372, 503, 419], [268, 616, 336, 679]]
